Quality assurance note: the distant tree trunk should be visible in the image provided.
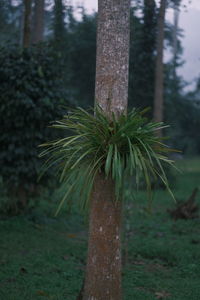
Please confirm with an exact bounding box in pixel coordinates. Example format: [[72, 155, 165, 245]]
[[53, 0, 65, 49], [82, 1, 130, 299], [32, 0, 44, 44], [172, 0, 181, 78], [153, 0, 166, 135], [143, 0, 157, 114], [143, 0, 157, 64], [23, 0, 32, 47]]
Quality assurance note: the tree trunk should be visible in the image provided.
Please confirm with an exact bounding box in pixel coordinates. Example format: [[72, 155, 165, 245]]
[[32, 0, 44, 44], [94, 0, 130, 118], [142, 0, 157, 114], [53, 0, 65, 49], [83, 174, 122, 300], [82, 1, 130, 299], [153, 0, 166, 135], [23, 0, 32, 48], [172, 0, 180, 79]]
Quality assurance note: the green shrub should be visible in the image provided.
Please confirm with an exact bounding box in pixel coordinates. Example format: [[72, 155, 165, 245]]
[[0, 43, 69, 209]]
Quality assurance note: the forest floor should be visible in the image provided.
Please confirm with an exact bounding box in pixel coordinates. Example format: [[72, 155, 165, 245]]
[[0, 157, 200, 300]]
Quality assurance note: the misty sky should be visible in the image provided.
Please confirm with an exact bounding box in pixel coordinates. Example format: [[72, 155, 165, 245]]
[[73, 0, 200, 90]]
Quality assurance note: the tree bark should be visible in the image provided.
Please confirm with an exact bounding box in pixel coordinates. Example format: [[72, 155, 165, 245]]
[[83, 174, 122, 300], [23, 0, 32, 48], [83, 1, 130, 299], [32, 0, 45, 44], [94, 0, 130, 119], [153, 0, 166, 135]]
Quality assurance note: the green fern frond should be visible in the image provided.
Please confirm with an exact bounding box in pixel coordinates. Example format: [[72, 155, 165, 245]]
[[39, 106, 177, 214]]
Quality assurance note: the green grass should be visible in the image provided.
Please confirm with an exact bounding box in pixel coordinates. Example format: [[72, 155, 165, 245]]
[[0, 157, 200, 299]]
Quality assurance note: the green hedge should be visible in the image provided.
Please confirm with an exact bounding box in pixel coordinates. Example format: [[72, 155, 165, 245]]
[[0, 43, 69, 200]]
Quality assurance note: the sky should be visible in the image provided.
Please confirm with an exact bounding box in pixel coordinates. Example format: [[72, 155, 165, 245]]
[[73, 0, 200, 90], [167, 0, 200, 89]]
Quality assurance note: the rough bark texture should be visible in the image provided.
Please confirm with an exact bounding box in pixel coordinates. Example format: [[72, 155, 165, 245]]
[[153, 0, 166, 134], [32, 0, 44, 44], [83, 1, 130, 299], [83, 174, 122, 300], [95, 0, 130, 119], [23, 0, 32, 48]]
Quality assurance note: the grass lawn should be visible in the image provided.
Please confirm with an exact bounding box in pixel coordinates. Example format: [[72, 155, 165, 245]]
[[0, 157, 200, 299]]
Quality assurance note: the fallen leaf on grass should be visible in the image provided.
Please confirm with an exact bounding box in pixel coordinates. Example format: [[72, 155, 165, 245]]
[[155, 291, 171, 299], [37, 290, 48, 296], [36, 290, 53, 298], [67, 233, 76, 238]]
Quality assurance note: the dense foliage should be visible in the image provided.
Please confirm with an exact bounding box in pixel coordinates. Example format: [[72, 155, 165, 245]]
[[68, 14, 96, 107], [40, 107, 175, 214], [0, 0, 200, 206], [129, 4, 157, 113], [165, 63, 200, 154], [0, 43, 69, 200]]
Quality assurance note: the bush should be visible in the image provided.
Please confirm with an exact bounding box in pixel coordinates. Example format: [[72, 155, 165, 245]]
[[0, 43, 69, 211]]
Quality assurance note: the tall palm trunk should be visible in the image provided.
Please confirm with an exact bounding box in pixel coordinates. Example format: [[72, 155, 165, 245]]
[[153, 0, 166, 135], [82, 1, 130, 300], [32, 0, 44, 44], [23, 0, 32, 47]]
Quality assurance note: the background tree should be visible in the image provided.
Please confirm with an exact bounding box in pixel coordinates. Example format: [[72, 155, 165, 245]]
[[153, 0, 166, 134], [0, 43, 69, 213], [129, 0, 157, 114], [172, 0, 181, 77], [1, 0, 200, 213], [69, 12, 96, 107], [0, 0, 23, 44], [23, 0, 32, 47], [32, 0, 45, 44], [53, 0, 66, 50]]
